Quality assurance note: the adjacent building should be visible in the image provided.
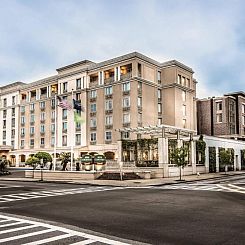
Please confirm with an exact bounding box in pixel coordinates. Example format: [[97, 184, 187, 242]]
[[197, 91, 245, 139], [0, 52, 197, 166]]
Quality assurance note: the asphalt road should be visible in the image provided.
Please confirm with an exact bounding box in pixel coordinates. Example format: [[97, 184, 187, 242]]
[[0, 175, 244, 245]]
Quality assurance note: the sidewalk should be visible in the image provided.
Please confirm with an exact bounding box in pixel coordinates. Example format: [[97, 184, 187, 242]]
[[0, 170, 245, 187]]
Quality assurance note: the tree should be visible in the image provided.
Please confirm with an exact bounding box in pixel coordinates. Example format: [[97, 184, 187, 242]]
[[170, 146, 188, 180], [219, 149, 232, 174], [0, 157, 10, 173], [35, 152, 52, 165], [59, 152, 71, 171], [26, 156, 40, 169]]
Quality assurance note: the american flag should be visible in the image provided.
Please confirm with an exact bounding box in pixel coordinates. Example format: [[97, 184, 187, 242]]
[[57, 96, 72, 110]]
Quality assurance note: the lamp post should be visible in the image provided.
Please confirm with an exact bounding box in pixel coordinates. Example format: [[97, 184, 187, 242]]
[[40, 158, 44, 181]]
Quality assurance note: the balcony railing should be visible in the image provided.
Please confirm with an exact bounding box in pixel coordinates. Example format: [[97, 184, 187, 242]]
[[105, 140, 112, 144], [104, 77, 114, 84], [90, 141, 96, 145], [105, 94, 113, 99], [123, 122, 130, 127], [90, 126, 97, 131], [90, 97, 97, 102], [120, 72, 132, 80], [90, 112, 96, 117], [123, 90, 130, 96], [123, 106, 130, 112], [76, 127, 81, 132], [105, 109, 113, 114], [40, 94, 47, 99], [105, 125, 113, 130]]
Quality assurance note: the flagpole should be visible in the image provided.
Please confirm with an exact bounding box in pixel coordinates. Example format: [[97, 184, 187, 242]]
[[53, 94, 57, 171], [71, 89, 74, 171]]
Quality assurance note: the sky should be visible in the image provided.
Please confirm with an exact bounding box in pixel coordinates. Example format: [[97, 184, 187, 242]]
[[0, 0, 245, 98]]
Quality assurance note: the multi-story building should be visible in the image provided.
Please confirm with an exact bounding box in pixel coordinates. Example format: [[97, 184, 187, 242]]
[[197, 91, 245, 139], [0, 52, 197, 166]]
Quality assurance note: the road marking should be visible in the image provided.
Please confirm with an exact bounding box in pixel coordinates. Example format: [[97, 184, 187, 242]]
[[0, 214, 131, 245], [0, 186, 125, 203], [0, 220, 24, 227], [228, 184, 245, 190], [217, 184, 245, 194]]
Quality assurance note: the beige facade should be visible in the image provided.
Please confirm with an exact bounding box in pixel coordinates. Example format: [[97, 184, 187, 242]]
[[0, 52, 197, 166]]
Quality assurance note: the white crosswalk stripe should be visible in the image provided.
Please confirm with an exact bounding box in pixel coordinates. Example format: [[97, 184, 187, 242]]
[[0, 186, 124, 203], [151, 183, 245, 194], [0, 214, 130, 245]]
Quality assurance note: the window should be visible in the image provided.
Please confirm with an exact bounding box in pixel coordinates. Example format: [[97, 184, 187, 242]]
[[182, 105, 187, 116], [51, 111, 55, 120], [40, 125, 45, 133], [21, 140, 24, 147], [21, 128, 25, 136], [3, 131, 6, 140], [158, 103, 162, 113], [105, 100, 113, 110], [122, 132, 130, 139], [157, 71, 161, 84], [3, 110, 6, 118], [123, 97, 130, 108], [51, 99, 56, 108], [138, 113, 142, 124], [216, 102, 222, 111], [75, 134, 81, 145], [216, 114, 222, 123], [51, 124, 55, 132], [122, 82, 130, 92], [177, 75, 181, 84], [182, 92, 186, 102], [138, 97, 142, 107], [138, 81, 142, 91], [21, 116, 25, 124], [138, 63, 142, 77], [62, 122, 67, 131], [123, 113, 130, 123], [105, 116, 113, 125], [99, 71, 103, 85], [51, 137, 55, 146], [115, 67, 119, 81], [11, 140, 15, 148], [30, 139, 34, 146], [62, 135, 67, 146], [90, 118, 96, 127], [158, 89, 161, 99], [230, 125, 235, 134], [3, 98, 7, 107], [12, 108, 15, 117], [76, 78, 81, 89], [62, 109, 67, 119], [76, 93, 81, 100], [40, 112, 45, 121], [105, 131, 112, 141], [76, 122, 81, 129], [105, 86, 113, 95], [242, 104, 245, 114], [158, 118, 162, 125], [40, 138, 45, 145], [30, 103, 35, 111], [182, 119, 186, 128], [91, 104, 96, 112], [40, 101, 45, 109], [186, 78, 190, 87], [90, 90, 97, 98], [3, 120, 6, 128], [90, 132, 96, 142], [82, 76, 85, 88], [243, 116, 245, 125], [30, 114, 35, 123], [20, 106, 25, 113], [30, 127, 35, 134], [12, 118, 15, 127], [63, 82, 68, 93], [12, 96, 15, 105], [181, 77, 186, 86], [11, 129, 15, 137]]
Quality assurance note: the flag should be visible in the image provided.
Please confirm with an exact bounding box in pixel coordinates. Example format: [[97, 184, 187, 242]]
[[74, 111, 85, 124], [57, 96, 72, 110], [73, 99, 85, 112]]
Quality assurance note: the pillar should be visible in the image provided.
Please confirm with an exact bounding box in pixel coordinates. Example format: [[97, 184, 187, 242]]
[[205, 143, 209, 173], [191, 141, 197, 174], [216, 147, 219, 172], [117, 140, 122, 163], [15, 154, 20, 167], [158, 137, 168, 177]]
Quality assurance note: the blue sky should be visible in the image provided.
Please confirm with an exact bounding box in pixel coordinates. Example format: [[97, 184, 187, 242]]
[[0, 0, 245, 98]]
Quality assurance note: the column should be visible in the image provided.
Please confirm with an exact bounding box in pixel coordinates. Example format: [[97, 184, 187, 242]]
[[158, 137, 168, 177], [191, 140, 197, 174], [15, 154, 20, 167], [118, 66, 121, 80], [117, 140, 122, 163], [216, 147, 219, 172], [204, 144, 209, 173]]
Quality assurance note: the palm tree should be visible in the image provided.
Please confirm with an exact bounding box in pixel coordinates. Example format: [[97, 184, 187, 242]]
[[59, 152, 71, 171]]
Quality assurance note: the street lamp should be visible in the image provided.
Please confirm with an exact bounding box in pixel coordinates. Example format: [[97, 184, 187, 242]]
[[40, 158, 44, 181]]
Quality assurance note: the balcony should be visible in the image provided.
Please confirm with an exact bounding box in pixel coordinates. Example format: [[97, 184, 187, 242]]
[[11, 135, 15, 139], [21, 134, 25, 138], [40, 94, 47, 99], [138, 106, 142, 112], [40, 144, 45, 148], [138, 89, 142, 96], [105, 109, 113, 114], [21, 111, 25, 115], [40, 107, 45, 111], [30, 121, 35, 126], [90, 97, 97, 102], [104, 77, 114, 84], [40, 119, 45, 123], [20, 145, 24, 149], [40, 132, 45, 136], [123, 122, 130, 127], [123, 90, 130, 96], [51, 118, 55, 123], [30, 133, 34, 137], [158, 98, 162, 102], [105, 94, 113, 99], [30, 109, 35, 113], [123, 106, 130, 112], [120, 72, 132, 80], [90, 112, 96, 117], [90, 126, 97, 131], [62, 116, 67, 120], [62, 129, 67, 133], [76, 127, 81, 132], [51, 131, 55, 135], [105, 125, 113, 130], [105, 140, 112, 144], [30, 96, 36, 101], [90, 141, 96, 145], [30, 145, 34, 149]]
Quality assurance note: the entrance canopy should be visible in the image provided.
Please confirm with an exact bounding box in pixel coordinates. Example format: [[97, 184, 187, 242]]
[[117, 124, 197, 138]]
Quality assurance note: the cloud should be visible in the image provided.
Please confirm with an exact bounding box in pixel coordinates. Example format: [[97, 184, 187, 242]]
[[0, 0, 245, 98]]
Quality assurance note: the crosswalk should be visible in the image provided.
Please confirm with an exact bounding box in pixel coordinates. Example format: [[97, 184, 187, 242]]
[[151, 183, 245, 194], [0, 186, 124, 203], [0, 214, 130, 244]]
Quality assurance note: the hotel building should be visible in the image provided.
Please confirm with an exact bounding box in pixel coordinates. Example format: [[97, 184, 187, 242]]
[[0, 52, 197, 167]]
